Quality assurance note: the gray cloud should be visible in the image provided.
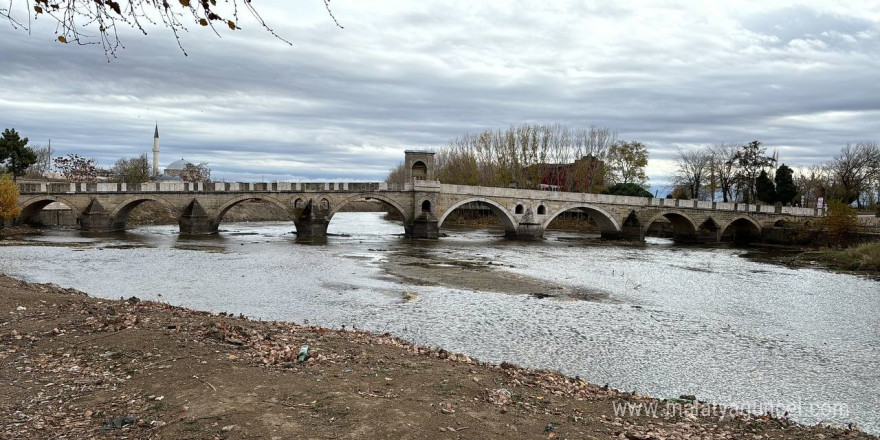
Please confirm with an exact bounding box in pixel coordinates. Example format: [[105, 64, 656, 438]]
[[1, 1, 878, 186]]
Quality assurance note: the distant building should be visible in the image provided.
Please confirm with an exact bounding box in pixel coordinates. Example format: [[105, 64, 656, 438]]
[[149, 124, 195, 181], [156, 158, 193, 181], [524, 155, 606, 192]]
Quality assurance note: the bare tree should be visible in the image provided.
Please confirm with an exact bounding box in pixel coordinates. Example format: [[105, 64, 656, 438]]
[[672, 146, 712, 200], [53, 154, 97, 183], [709, 143, 737, 202], [424, 124, 619, 193], [384, 161, 408, 187], [569, 126, 613, 192], [826, 142, 880, 208], [112, 154, 151, 184], [24, 144, 52, 178], [794, 165, 830, 208], [179, 162, 211, 182], [1, 0, 342, 58]]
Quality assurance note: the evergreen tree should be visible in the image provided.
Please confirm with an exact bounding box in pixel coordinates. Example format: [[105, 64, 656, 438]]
[[0, 129, 37, 182], [755, 169, 777, 204], [602, 183, 653, 198], [774, 164, 797, 206], [731, 140, 774, 202]]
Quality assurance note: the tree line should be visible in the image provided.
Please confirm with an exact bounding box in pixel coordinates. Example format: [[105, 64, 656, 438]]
[[387, 124, 652, 197], [386, 124, 879, 211], [672, 141, 880, 209], [0, 128, 211, 184]]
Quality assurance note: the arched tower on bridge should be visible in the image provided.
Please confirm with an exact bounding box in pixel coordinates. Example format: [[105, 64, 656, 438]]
[[404, 150, 435, 181]]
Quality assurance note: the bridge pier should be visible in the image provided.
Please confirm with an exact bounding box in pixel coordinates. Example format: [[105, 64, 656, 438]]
[[693, 229, 720, 243], [178, 199, 216, 235], [622, 223, 644, 241], [409, 213, 439, 239], [178, 217, 216, 234], [295, 218, 330, 238], [512, 222, 544, 240], [291, 198, 332, 239], [80, 199, 114, 232]]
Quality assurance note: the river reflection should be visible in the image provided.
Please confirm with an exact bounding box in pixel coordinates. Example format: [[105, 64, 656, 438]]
[[2, 212, 878, 433]]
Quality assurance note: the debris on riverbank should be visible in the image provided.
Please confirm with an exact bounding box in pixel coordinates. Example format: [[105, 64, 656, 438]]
[[1, 274, 875, 439], [0, 225, 42, 238]]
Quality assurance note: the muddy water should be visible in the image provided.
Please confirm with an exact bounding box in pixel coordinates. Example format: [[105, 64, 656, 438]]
[[1, 212, 878, 433]]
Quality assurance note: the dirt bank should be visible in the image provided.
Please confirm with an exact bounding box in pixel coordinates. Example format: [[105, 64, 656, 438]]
[[741, 243, 880, 280], [1, 275, 874, 439], [0, 225, 42, 238]]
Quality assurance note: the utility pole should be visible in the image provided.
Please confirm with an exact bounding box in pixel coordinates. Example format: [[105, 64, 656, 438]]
[[708, 158, 717, 202]]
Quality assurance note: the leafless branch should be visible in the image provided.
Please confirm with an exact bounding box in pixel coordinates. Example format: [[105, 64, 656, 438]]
[[3, 0, 338, 58]]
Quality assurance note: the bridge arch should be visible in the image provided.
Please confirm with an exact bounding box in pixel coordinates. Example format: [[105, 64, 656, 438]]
[[643, 210, 699, 240], [213, 194, 291, 227], [437, 198, 518, 233], [765, 217, 789, 228], [108, 195, 178, 230], [328, 193, 411, 223], [18, 195, 82, 225], [541, 203, 621, 234], [720, 216, 762, 244]]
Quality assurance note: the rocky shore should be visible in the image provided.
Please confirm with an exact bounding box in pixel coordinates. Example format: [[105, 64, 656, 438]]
[[0, 274, 874, 439]]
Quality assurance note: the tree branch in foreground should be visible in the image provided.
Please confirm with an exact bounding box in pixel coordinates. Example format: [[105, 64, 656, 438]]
[[1, 0, 342, 59]]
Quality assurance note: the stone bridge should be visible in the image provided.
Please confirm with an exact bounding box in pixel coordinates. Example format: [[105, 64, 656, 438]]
[[16, 151, 824, 243]]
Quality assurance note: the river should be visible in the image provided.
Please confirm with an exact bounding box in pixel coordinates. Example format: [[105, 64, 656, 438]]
[[1, 212, 878, 433]]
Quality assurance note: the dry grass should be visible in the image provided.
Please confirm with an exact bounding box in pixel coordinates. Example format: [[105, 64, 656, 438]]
[[812, 242, 880, 272]]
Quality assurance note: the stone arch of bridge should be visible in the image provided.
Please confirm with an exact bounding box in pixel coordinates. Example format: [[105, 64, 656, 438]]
[[328, 193, 411, 224], [18, 195, 82, 224], [541, 203, 621, 234], [719, 216, 762, 243], [765, 217, 789, 228], [437, 197, 518, 233], [108, 195, 178, 230], [213, 194, 291, 227], [643, 210, 699, 238]]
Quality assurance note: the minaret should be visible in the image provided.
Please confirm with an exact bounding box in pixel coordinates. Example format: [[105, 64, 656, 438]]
[[152, 124, 160, 177]]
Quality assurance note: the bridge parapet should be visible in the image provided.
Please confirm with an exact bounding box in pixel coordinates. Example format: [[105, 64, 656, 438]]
[[437, 183, 824, 217], [18, 181, 405, 194]]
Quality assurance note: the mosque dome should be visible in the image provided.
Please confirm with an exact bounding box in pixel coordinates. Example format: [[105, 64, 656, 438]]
[[166, 159, 191, 170]]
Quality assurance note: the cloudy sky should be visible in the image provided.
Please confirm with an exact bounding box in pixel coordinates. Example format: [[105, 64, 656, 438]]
[[1, 1, 878, 190]]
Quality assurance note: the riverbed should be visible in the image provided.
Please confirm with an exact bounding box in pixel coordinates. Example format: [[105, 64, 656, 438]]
[[1, 212, 877, 433]]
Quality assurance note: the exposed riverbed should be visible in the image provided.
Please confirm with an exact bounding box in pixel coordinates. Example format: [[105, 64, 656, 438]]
[[1, 212, 878, 433]]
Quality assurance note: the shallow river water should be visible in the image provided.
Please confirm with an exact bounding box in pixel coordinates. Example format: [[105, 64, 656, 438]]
[[1, 212, 878, 433]]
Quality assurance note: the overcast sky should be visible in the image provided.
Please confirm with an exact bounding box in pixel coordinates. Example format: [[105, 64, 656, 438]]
[[1, 1, 878, 190]]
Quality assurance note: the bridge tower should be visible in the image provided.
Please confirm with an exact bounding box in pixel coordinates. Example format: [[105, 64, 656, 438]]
[[405, 150, 440, 239], [404, 150, 435, 181]]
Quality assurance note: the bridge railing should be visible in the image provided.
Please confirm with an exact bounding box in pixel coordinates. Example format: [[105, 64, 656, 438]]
[[439, 183, 825, 217], [17, 180, 824, 217], [18, 181, 396, 194]]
